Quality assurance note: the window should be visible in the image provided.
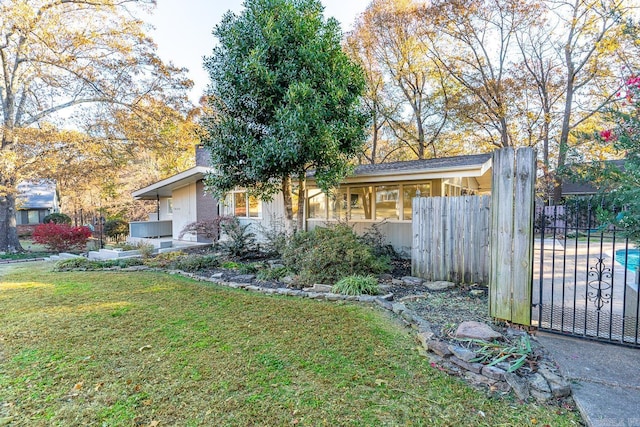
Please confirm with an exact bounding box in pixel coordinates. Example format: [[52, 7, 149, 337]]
[[350, 186, 373, 219], [329, 189, 348, 219], [403, 183, 431, 221], [375, 185, 399, 220], [28, 210, 40, 224], [167, 198, 173, 214], [307, 190, 326, 219], [227, 191, 261, 218]]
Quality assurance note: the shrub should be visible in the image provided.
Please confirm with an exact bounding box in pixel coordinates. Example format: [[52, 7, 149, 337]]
[[179, 216, 232, 241], [221, 261, 239, 269], [255, 214, 290, 256], [360, 221, 398, 259], [54, 258, 102, 271], [43, 213, 72, 225], [104, 219, 129, 242], [237, 262, 262, 274], [332, 275, 380, 296], [171, 254, 219, 272], [256, 266, 290, 281], [220, 217, 256, 258], [143, 251, 184, 268], [32, 223, 92, 253], [281, 224, 391, 285], [136, 242, 155, 259]]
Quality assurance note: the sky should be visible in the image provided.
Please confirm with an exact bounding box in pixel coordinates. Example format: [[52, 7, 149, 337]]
[[146, 0, 371, 103]]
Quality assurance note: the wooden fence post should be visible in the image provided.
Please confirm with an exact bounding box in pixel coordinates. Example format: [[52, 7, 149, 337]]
[[489, 147, 535, 325]]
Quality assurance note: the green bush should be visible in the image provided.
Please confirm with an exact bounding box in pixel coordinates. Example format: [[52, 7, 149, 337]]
[[220, 217, 256, 258], [257, 266, 291, 281], [281, 224, 390, 285], [101, 258, 145, 268], [171, 254, 219, 272], [43, 213, 72, 225], [143, 251, 185, 268], [237, 262, 262, 274], [332, 275, 380, 296], [54, 258, 102, 271]]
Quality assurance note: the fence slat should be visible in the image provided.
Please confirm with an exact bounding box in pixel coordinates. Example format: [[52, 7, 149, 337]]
[[490, 148, 516, 320], [412, 195, 491, 284], [511, 149, 535, 325]]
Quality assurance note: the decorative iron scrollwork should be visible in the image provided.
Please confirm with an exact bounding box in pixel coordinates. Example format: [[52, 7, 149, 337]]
[[587, 258, 612, 310]]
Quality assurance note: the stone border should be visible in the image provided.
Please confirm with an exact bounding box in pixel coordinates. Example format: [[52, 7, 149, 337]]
[[170, 269, 572, 405]]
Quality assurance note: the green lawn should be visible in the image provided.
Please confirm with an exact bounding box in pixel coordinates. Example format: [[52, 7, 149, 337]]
[[0, 263, 580, 426], [0, 240, 52, 260]]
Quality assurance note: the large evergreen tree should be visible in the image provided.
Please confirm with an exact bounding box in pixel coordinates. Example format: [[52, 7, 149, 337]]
[[202, 0, 368, 231]]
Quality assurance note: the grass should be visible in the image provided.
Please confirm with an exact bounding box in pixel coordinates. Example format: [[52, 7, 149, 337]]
[[0, 263, 581, 426], [0, 240, 52, 260]]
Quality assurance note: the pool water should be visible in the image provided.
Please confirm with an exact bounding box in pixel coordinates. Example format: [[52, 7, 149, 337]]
[[615, 248, 640, 272]]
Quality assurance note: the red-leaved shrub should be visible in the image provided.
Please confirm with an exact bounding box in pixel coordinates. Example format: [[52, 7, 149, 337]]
[[32, 223, 93, 253]]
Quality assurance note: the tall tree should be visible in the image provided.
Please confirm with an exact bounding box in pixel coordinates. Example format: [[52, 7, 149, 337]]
[[347, 0, 455, 162], [549, 0, 634, 202], [202, 0, 367, 231], [0, 0, 191, 252]]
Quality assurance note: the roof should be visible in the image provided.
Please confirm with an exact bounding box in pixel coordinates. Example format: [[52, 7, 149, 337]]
[[308, 153, 493, 187], [561, 159, 626, 196], [132, 166, 214, 199], [16, 180, 57, 209]]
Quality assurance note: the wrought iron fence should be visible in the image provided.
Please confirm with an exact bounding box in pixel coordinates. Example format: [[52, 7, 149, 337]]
[[533, 198, 640, 347]]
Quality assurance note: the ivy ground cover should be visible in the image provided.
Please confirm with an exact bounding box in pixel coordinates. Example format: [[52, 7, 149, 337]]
[[0, 263, 579, 426]]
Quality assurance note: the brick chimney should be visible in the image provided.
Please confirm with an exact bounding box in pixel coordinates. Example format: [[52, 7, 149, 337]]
[[195, 144, 211, 167]]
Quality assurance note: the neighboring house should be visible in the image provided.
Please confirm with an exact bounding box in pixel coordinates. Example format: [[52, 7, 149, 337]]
[[15, 180, 60, 235], [560, 159, 626, 197], [131, 149, 493, 253]]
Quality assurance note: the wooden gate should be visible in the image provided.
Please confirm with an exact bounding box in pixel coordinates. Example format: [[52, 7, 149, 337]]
[[489, 147, 536, 325]]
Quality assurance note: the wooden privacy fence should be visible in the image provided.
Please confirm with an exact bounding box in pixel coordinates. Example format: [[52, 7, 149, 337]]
[[412, 195, 491, 284]]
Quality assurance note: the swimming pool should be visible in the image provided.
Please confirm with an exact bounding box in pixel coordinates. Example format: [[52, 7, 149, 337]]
[[615, 248, 640, 272]]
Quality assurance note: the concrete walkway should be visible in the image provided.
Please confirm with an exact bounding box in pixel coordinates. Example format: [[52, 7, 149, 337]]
[[537, 332, 640, 427]]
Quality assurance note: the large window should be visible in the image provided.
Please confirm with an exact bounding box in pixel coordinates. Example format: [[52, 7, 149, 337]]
[[307, 182, 434, 221], [227, 191, 261, 218], [403, 183, 431, 221], [307, 190, 326, 219], [350, 186, 373, 220], [375, 185, 399, 220]]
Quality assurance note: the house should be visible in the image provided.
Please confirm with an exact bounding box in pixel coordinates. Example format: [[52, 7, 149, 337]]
[[130, 148, 493, 254], [129, 147, 218, 248], [560, 159, 626, 197], [15, 180, 60, 235]]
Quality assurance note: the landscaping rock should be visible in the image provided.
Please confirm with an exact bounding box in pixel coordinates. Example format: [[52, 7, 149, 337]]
[[426, 339, 453, 357], [481, 365, 506, 381], [357, 295, 378, 303], [280, 276, 295, 285], [303, 284, 332, 293], [399, 294, 427, 303], [391, 302, 407, 314], [504, 372, 530, 401], [233, 274, 255, 283], [417, 331, 435, 348], [469, 289, 485, 297], [455, 321, 503, 341], [425, 281, 455, 291], [391, 279, 404, 286], [530, 388, 553, 403], [538, 366, 571, 398], [378, 284, 392, 293], [401, 276, 423, 285], [529, 373, 551, 393], [375, 299, 393, 311], [269, 263, 285, 269], [464, 371, 498, 388], [448, 344, 477, 362], [450, 356, 484, 374], [378, 293, 394, 301], [379, 273, 393, 281], [400, 310, 416, 323], [211, 272, 225, 280]]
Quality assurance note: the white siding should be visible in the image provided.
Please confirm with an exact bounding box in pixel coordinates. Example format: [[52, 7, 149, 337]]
[[172, 183, 198, 241]]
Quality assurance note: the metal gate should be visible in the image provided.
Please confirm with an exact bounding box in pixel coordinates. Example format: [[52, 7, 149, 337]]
[[533, 198, 640, 347]]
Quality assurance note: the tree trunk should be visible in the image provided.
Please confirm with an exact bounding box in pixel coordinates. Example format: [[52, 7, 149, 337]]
[[0, 178, 23, 253], [296, 173, 306, 232], [281, 176, 295, 235]]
